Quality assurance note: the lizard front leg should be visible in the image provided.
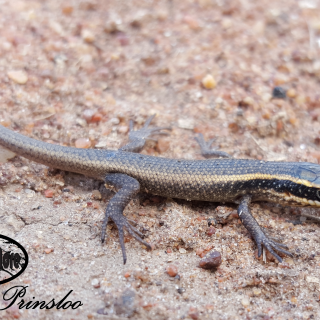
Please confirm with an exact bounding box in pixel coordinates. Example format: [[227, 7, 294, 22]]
[[238, 195, 292, 262], [101, 173, 151, 264], [101, 116, 169, 263]]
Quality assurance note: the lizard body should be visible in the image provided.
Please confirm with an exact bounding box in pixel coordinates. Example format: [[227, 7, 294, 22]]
[[0, 116, 319, 263]]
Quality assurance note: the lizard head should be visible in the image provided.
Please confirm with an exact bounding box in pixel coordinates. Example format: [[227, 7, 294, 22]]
[[290, 163, 320, 207]]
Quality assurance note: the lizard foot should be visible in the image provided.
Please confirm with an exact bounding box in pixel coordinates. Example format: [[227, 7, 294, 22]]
[[195, 133, 231, 158], [101, 211, 152, 265], [255, 232, 292, 263], [120, 114, 171, 153], [238, 195, 293, 263]]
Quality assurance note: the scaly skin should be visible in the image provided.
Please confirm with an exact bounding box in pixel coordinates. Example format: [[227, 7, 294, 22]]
[[0, 116, 319, 263]]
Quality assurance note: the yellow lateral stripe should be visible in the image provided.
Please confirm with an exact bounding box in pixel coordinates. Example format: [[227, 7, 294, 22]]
[[142, 172, 316, 188]]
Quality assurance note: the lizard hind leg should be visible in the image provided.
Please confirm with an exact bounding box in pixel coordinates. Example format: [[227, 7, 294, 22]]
[[195, 133, 231, 158], [237, 195, 293, 262], [119, 114, 171, 153], [101, 173, 152, 264]]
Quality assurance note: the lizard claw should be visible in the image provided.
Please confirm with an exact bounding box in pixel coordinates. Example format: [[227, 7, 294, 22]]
[[256, 232, 292, 263], [101, 211, 152, 265]]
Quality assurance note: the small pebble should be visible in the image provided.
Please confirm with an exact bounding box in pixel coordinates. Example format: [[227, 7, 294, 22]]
[[272, 86, 286, 99], [196, 248, 205, 258], [75, 138, 91, 148], [166, 264, 178, 277], [252, 288, 262, 296], [177, 287, 185, 294], [242, 96, 254, 106], [130, 18, 142, 29], [90, 113, 103, 123], [206, 227, 216, 236], [241, 297, 250, 307], [91, 278, 100, 288], [44, 248, 54, 254], [44, 189, 54, 198], [178, 118, 194, 130], [199, 251, 222, 269], [286, 88, 296, 98], [7, 70, 28, 84], [92, 190, 102, 200], [201, 74, 216, 89], [62, 5, 73, 15], [110, 117, 120, 125], [76, 118, 86, 127], [179, 248, 186, 254], [0, 120, 11, 127], [82, 29, 95, 43], [188, 307, 199, 320], [118, 125, 129, 134], [82, 109, 94, 122]]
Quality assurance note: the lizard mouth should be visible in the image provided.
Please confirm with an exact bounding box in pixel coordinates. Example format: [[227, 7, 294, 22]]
[[265, 189, 320, 207], [283, 193, 320, 207]]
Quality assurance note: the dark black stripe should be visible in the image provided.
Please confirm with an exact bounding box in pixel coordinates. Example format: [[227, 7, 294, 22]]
[[232, 179, 320, 202]]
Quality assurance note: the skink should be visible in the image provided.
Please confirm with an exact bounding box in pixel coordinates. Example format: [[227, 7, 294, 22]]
[[0, 115, 319, 263]]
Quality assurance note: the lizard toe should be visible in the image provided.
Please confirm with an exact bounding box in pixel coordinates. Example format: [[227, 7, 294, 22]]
[[125, 221, 152, 250], [263, 239, 283, 262], [258, 234, 292, 262], [117, 227, 127, 265]]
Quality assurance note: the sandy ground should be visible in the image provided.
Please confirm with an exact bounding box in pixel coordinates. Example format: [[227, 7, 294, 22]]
[[0, 0, 320, 319]]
